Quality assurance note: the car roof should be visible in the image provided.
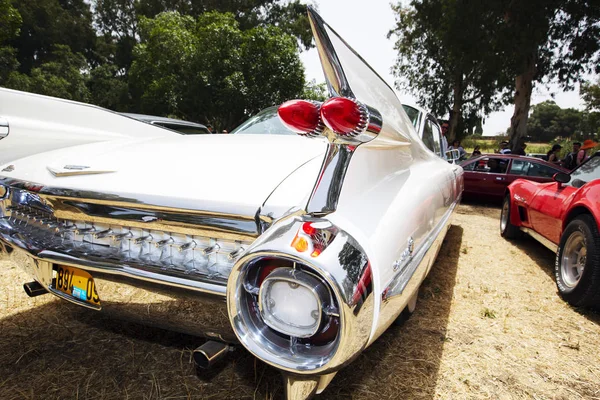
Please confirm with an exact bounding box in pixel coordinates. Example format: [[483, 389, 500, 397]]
[[461, 153, 569, 171], [121, 113, 207, 128]]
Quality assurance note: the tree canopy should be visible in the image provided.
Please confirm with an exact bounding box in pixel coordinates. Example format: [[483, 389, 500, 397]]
[[0, 0, 313, 131], [390, 0, 600, 144], [526, 100, 599, 142], [128, 11, 305, 129], [581, 78, 600, 112], [389, 0, 510, 141]]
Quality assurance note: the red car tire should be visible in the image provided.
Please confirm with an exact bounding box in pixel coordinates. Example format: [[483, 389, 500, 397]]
[[500, 195, 521, 239], [555, 215, 600, 307]]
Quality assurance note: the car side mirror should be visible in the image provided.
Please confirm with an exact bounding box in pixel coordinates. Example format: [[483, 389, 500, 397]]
[[445, 149, 460, 164], [553, 172, 570, 184]]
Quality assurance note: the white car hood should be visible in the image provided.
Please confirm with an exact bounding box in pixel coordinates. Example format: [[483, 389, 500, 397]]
[[0, 134, 327, 217]]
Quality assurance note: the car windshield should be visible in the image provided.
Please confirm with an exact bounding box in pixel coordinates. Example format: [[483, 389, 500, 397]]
[[568, 154, 600, 187], [231, 106, 295, 135]]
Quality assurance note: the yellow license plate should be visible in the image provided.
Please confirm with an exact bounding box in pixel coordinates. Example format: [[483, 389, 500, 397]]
[[53, 265, 100, 306]]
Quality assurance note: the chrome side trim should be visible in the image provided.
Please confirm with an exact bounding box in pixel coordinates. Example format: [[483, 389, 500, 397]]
[[520, 227, 558, 252], [384, 198, 459, 299], [307, 7, 352, 98], [0, 177, 264, 240], [306, 144, 353, 216]]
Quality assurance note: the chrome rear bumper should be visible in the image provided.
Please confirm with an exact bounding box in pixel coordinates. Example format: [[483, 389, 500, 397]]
[[7, 246, 236, 342]]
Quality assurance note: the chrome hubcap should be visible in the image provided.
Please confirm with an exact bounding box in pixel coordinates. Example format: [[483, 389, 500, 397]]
[[500, 200, 509, 232], [561, 231, 586, 289]]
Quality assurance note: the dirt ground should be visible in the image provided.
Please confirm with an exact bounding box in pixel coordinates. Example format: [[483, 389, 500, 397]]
[[1, 203, 599, 400]]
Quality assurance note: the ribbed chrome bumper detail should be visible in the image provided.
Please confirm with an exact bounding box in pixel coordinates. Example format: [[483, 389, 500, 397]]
[[0, 185, 253, 290]]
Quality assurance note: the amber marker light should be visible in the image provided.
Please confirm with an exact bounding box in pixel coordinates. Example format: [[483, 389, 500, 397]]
[[291, 235, 309, 252]]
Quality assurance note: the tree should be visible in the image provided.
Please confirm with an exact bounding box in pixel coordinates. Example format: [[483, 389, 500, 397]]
[[389, 0, 510, 142], [505, 0, 600, 152], [129, 11, 305, 130], [0, 0, 22, 82], [581, 78, 600, 111], [6, 45, 91, 102], [92, 0, 313, 75], [526, 100, 600, 142], [9, 0, 96, 74]]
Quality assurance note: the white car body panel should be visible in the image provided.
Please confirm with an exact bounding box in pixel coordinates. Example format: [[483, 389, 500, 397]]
[[0, 134, 327, 217], [0, 88, 175, 164]]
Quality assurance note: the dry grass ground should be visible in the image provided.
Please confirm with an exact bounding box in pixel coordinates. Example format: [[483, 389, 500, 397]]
[[1, 203, 600, 399]]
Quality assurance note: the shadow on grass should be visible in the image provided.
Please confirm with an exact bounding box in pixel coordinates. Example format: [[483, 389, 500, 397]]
[[318, 225, 464, 399], [460, 196, 502, 208], [0, 225, 463, 400], [509, 233, 600, 326]]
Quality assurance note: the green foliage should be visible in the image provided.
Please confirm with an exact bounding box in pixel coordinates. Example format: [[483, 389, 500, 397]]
[[129, 11, 305, 130], [0, 0, 22, 44], [581, 79, 600, 112], [9, 0, 96, 74], [302, 79, 328, 102], [6, 45, 91, 102], [0, 0, 310, 128], [527, 100, 599, 142], [389, 0, 511, 140]]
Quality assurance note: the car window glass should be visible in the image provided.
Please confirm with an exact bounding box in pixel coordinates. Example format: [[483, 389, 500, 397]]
[[472, 157, 509, 173], [421, 119, 436, 153], [402, 105, 421, 129], [156, 123, 210, 135], [231, 106, 295, 135], [568, 155, 600, 187], [509, 159, 531, 175], [429, 120, 442, 157], [527, 162, 559, 178], [461, 161, 476, 171]]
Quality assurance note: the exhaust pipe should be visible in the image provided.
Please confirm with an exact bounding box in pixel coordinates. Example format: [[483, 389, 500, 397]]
[[193, 341, 231, 369], [23, 281, 48, 297]]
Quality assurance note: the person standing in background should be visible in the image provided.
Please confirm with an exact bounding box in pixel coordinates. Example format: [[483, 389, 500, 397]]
[[546, 144, 562, 164], [578, 140, 598, 165], [499, 141, 511, 154], [440, 121, 449, 156]]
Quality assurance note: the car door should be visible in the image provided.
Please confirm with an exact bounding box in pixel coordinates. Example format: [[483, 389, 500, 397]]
[[528, 157, 600, 243], [462, 156, 510, 199], [528, 183, 577, 243]]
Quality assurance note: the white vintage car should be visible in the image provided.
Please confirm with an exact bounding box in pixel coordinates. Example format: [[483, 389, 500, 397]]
[[0, 88, 177, 165], [0, 8, 463, 400]]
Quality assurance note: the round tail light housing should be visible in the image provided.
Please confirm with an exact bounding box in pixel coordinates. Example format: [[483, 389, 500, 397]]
[[320, 97, 368, 136], [277, 100, 324, 136]]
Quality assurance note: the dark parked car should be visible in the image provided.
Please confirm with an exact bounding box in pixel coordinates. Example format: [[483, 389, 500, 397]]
[[460, 154, 568, 201], [122, 113, 211, 135]]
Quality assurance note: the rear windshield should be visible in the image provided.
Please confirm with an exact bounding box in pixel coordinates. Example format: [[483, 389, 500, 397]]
[[155, 122, 210, 135], [231, 107, 295, 135]]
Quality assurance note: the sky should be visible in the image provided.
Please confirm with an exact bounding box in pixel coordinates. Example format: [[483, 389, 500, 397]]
[[300, 0, 590, 136]]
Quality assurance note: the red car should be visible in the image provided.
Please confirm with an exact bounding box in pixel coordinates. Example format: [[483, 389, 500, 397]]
[[461, 154, 568, 201], [501, 152, 600, 307]]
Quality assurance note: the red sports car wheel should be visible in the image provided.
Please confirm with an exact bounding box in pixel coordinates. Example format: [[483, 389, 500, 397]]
[[500, 196, 520, 239], [555, 215, 600, 307]]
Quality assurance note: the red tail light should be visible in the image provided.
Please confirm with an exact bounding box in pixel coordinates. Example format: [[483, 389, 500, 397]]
[[320, 97, 366, 135], [277, 100, 322, 135]]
